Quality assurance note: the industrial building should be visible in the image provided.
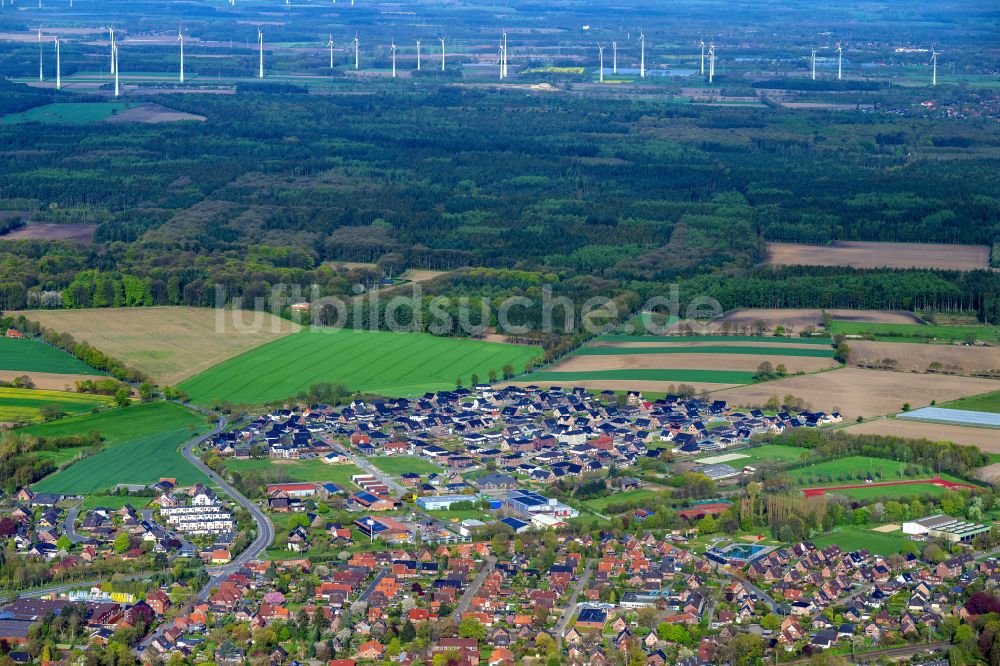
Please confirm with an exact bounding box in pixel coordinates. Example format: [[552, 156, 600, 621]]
[[902, 514, 990, 543]]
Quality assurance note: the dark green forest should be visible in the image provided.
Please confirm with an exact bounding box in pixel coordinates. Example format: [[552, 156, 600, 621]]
[[1, 79, 999, 335]]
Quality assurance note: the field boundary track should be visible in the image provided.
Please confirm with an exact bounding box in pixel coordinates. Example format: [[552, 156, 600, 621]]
[[801, 477, 980, 497]]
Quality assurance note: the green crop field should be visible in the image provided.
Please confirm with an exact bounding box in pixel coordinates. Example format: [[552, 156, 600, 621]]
[[940, 390, 1000, 414], [0, 338, 103, 375], [598, 335, 831, 345], [527, 369, 757, 384], [224, 458, 363, 488], [26, 402, 210, 494], [369, 456, 441, 475], [178, 329, 539, 405], [829, 321, 998, 343], [0, 387, 114, 423], [812, 525, 910, 555], [18, 401, 206, 445], [33, 429, 209, 494], [577, 345, 833, 357], [0, 102, 137, 124]]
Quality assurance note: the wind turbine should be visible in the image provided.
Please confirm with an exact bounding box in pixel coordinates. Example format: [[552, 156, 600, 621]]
[[54, 36, 60, 89], [416, 38, 421, 70], [352, 33, 359, 69], [699, 38, 705, 75], [930, 46, 939, 86], [177, 28, 184, 83], [38, 30, 43, 82], [639, 30, 645, 78], [327, 34, 334, 68], [498, 46, 503, 80], [708, 43, 715, 83], [836, 43, 843, 80], [257, 27, 264, 78], [612, 40, 617, 74], [598, 44, 604, 83], [811, 47, 818, 80], [439, 36, 445, 72], [390, 40, 396, 78]]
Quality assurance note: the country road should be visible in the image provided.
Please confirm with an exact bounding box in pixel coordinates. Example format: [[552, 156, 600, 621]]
[[179, 406, 275, 599]]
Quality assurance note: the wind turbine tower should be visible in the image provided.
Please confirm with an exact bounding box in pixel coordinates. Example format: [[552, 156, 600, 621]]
[[439, 36, 445, 72], [257, 27, 264, 78], [612, 40, 617, 74], [38, 30, 43, 82], [502, 31, 507, 78], [639, 30, 645, 78], [931, 47, 938, 86], [416, 39, 421, 70], [391, 40, 396, 78], [113, 40, 119, 96], [708, 43, 715, 83], [699, 38, 705, 75], [353, 34, 359, 69], [178, 28, 184, 83], [54, 36, 60, 89], [836, 43, 843, 80], [811, 47, 817, 80], [327, 34, 334, 68], [599, 44, 604, 83], [109, 26, 116, 75]]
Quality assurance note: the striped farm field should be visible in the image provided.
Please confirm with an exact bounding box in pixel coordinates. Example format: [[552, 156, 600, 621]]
[[527, 369, 756, 384], [0, 387, 114, 423], [179, 328, 540, 406], [577, 345, 834, 357], [597, 335, 832, 345], [525, 335, 840, 393], [0, 337, 103, 375]]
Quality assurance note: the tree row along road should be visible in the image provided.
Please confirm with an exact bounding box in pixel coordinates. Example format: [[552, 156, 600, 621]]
[[180, 406, 275, 599]]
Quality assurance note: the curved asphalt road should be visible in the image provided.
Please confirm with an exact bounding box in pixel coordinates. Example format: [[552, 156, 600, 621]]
[[179, 407, 275, 598]]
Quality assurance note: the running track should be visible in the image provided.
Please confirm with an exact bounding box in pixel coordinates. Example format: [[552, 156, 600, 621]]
[[801, 477, 980, 497]]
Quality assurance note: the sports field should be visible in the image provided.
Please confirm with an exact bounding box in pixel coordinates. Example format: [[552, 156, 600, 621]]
[[0, 102, 137, 124], [801, 477, 979, 499], [582, 488, 658, 513], [787, 456, 918, 486], [179, 329, 539, 405], [12, 307, 301, 385], [0, 387, 114, 423], [369, 456, 441, 475], [811, 525, 910, 555], [0, 338, 103, 375], [224, 458, 363, 488]]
